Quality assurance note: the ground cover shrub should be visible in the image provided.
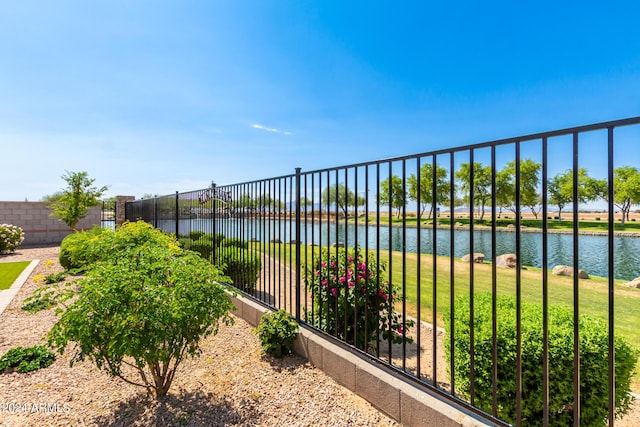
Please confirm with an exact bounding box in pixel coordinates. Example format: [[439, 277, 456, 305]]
[[220, 237, 249, 249], [216, 247, 260, 293], [44, 271, 66, 284], [0, 224, 25, 254], [48, 242, 234, 398], [444, 293, 637, 426], [254, 309, 299, 358], [304, 249, 414, 350], [189, 237, 215, 261], [0, 345, 56, 373]]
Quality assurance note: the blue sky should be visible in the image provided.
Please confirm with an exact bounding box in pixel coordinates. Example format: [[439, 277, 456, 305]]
[[1, 1, 639, 201]]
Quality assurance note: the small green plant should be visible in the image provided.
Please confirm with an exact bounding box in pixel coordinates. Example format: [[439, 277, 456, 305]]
[[21, 289, 58, 313], [44, 271, 66, 284], [255, 310, 299, 358], [0, 345, 56, 373], [0, 224, 25, 254]]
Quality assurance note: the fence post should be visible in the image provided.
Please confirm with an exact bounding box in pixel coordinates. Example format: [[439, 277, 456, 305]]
[[175, 191, 179, 236], [295, 167, 302, 321]]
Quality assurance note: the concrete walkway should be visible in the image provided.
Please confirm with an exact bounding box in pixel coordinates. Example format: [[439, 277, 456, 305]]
[[0, 259, 39, 315]]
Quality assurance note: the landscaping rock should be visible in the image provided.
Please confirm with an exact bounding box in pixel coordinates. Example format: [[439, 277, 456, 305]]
[[495, 254, 518, 268], [624, 277, 640, 288], [552, 265, 589, 279], [461, 253, 485, 263]]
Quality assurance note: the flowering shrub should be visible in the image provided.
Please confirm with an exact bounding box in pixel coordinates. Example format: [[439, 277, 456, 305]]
[[0, 224, 25, 254], [305, 249, 414, 350]]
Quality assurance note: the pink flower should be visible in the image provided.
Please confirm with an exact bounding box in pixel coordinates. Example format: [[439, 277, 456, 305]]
[[339, 276, 347, 283], [321, 279, 327, 286], [331, 288, 337, 296], [321, 262, 327, 268], [347, 256, 353, 262], [397, 326, 405, 335]]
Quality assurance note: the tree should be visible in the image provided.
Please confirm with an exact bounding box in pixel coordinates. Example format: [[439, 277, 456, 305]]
[[48, 237, 234, 398], [548, 168, 601, 221], [602, 166, 640, 225], [379, 175, 405, 218], [455, 163, 492, 221], [40, 191, 64, 203], [495, 159, 542, 219], [407, 163, 449, 219], [321, 183, 362, 217], [48, 171, 109, 231]]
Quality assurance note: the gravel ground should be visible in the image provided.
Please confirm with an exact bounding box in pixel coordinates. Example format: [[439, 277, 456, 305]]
[[0, 246, 398, 427]]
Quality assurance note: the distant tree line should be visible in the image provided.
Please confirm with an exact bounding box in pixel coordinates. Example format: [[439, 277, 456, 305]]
[[226, 162, 640, 225]]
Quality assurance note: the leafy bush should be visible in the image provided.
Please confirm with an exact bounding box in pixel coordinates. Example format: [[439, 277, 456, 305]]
[[48, 243, 234, 398], [59, 226, 109, 270], [0, 224, 25, 254], [187, 230, 205, 240], [254, 309, 299, 358], [220, 237, 249, 249], [189, 237, 215, 261], [304, 249, 414, 350], [59, 221, 176, 271], [0, 345, 56, 373], [216, 248, 260, 293], [444, 293, 637, 426]]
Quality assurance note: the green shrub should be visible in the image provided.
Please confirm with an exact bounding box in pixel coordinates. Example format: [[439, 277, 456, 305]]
[[177, 237, 192, 250], [187, 230, 205, 241], [220, 237, 249, 249], [0, 345, 56, 373], [216, 248, 260, 293], [304, 249, 414, 350], [60, 221, 177, 271], [254, 309, 299, 358], [190, 237, 214, 261], [48, 243, 234, 398], [59, 226, 109, 270], [444, 293, 637, 426], [0, 224, 25, 254]]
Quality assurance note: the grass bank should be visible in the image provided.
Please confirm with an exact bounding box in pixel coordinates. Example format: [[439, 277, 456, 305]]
[[254, 242, 640, 345]]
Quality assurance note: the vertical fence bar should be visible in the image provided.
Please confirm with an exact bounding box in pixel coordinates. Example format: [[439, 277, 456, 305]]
[[387, 161, 394, 362], [572, 131, 581, 427], [607, 127, 615, 426], [175, 191, 179, 236], [416, 156, 422, 379], [542, 137, 550, 427], [491, 145, 498, 417], [295, 168, 302, 321], [449, 152, 456, 396], [469, 151, 476, 405], [401, 159, 407, 370], [515, 141, 523, 426], [431, 155, 438, 385], [376, 163, 381, 358]]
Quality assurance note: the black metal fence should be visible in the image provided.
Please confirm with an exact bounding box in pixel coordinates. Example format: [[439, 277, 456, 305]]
[[125, 117, 640, 426], [100, 200, 116, 230]]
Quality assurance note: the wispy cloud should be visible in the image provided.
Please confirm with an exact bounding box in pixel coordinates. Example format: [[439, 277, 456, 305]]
[[251, 123, 292, 136]]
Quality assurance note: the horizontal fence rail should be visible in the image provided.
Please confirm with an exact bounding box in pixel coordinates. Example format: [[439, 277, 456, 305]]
[[126, 117, 640, 426]]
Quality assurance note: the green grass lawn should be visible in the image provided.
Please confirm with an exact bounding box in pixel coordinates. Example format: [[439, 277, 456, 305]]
[[0, 261, 30, 290], [255, 242, 640, 344]]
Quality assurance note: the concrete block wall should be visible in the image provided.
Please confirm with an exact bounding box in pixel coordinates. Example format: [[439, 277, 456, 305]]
[[0, 202, 101, 246], [229, 293, 494, 427]]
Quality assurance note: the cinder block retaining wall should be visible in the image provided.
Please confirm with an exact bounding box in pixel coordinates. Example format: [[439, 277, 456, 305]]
[[0, 202, 101, 246], [229, 293, 494, 427]]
